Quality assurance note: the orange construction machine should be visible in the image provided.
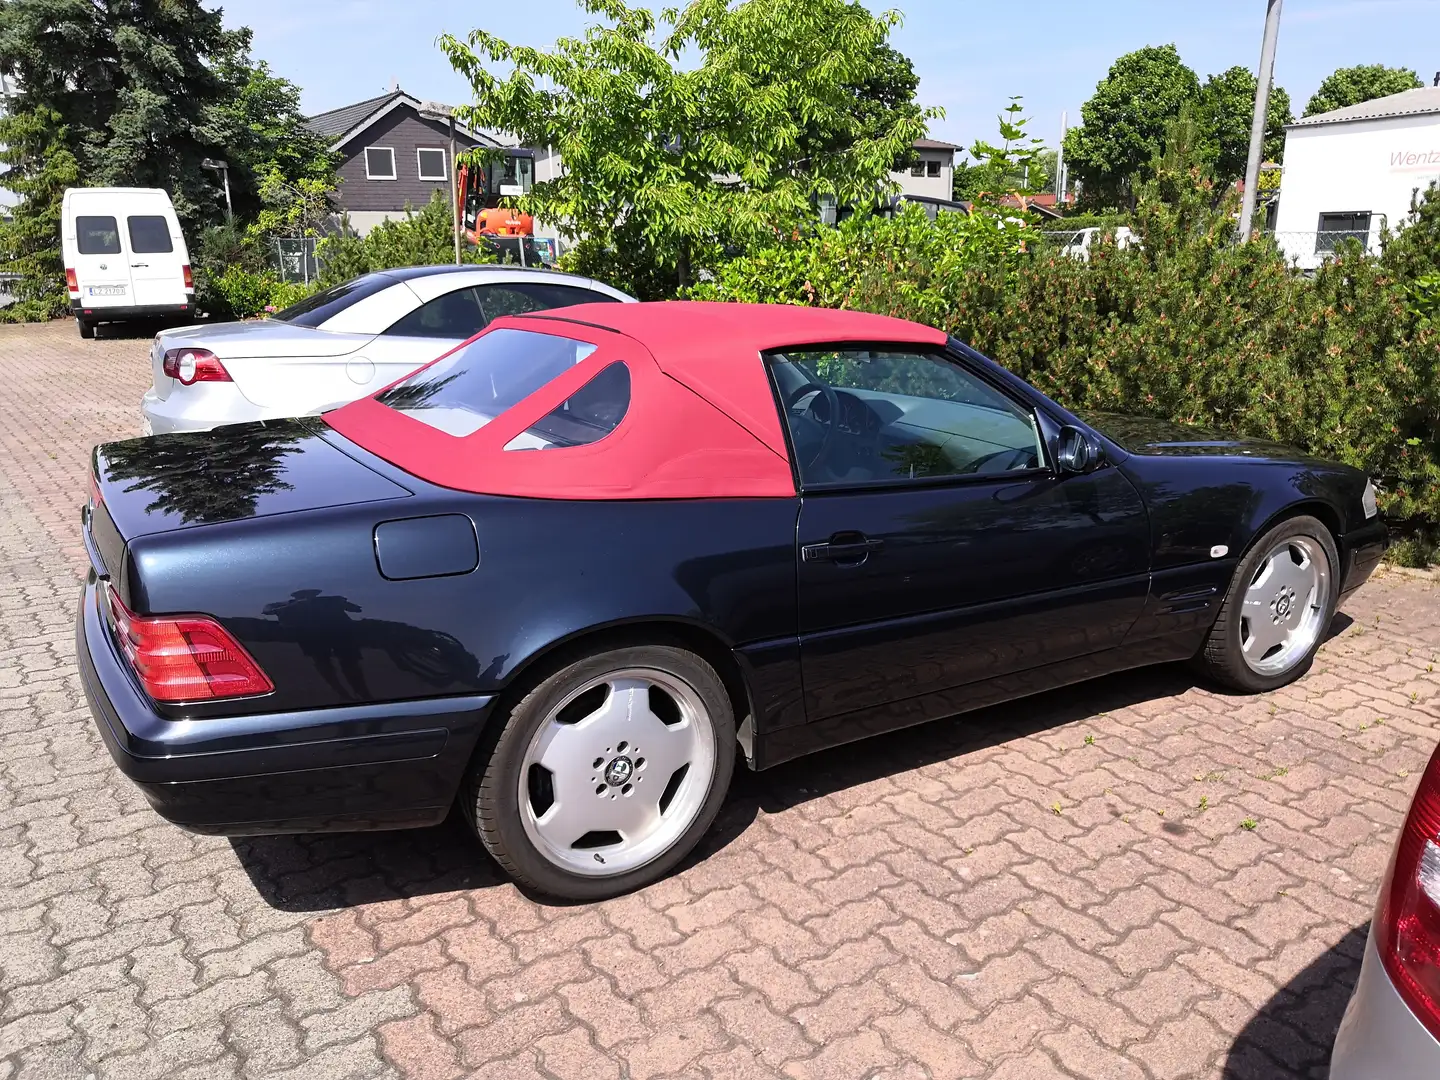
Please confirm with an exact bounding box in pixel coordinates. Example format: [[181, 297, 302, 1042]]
[[457, 151, 536, 243]]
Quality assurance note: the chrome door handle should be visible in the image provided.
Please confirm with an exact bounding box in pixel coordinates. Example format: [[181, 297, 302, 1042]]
[[802, 536, 884, 563]]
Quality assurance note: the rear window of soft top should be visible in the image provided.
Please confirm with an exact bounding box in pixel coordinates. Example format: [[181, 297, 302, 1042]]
[[376, 327, 630, 448]]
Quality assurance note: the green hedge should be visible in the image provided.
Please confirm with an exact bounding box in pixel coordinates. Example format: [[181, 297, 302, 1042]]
[[691, 170, 1440, 559]]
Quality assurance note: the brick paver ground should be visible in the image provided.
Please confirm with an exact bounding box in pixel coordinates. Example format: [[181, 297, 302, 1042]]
[[2, 318, 1438, 1080]]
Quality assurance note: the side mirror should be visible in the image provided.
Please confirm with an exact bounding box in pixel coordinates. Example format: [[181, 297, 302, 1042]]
[[1056, 425, 1101, 474]]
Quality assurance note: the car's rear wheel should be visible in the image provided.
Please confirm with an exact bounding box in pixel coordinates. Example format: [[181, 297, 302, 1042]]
[[1197, 515, 1338, 692], [465, 644, 735, 900], [76, 317, 94, 340]]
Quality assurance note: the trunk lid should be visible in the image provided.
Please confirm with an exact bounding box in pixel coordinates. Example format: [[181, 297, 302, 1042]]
[[89, 419, 412, 553], [151, 322, 376, 405]]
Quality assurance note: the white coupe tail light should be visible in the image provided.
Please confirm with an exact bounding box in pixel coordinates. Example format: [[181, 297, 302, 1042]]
[[1376, 742, 1440, 1041], [162, 347, 231, 386]]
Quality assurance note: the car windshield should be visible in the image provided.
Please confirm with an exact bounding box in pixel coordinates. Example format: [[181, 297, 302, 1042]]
[[376, 327, 629, 445], [270, 275, 391, 328]]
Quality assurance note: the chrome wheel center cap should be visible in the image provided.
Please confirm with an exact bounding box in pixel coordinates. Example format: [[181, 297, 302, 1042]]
[[1274, 589, 1293, 619], [603, 756, 634, 787]]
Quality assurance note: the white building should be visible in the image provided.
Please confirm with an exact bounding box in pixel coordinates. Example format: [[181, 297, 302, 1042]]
[[1273, 85, 1440, 270], [891, 139, 958, 203]]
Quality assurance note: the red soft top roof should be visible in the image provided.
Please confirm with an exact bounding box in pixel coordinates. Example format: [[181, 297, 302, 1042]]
[[326, 301, 948, 501]]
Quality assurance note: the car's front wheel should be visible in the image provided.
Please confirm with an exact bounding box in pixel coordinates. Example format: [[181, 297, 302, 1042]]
[[1197, 515, 1339, 692], [465, 644, 736, 900]]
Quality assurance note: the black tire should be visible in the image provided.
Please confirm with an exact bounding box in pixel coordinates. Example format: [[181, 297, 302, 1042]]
[[463, 644, 736, 901], [76, 317, 95, 340], [1195, 514, 1339, 693]]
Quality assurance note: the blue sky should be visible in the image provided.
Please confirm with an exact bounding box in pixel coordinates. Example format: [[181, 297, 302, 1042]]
[[220, 0, 1440, 154]]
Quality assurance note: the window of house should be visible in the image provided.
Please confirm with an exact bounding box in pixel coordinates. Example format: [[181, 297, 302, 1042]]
[[365, 147, 397, 180], [926, 159, 942, 178], [417, 147, 447, 181], [768, 348, 1045, 487], [1316, 211, 1371, 254], [76, 216, 121, 255], [127, 216, 173, 253], [910, 162, 925, 177]]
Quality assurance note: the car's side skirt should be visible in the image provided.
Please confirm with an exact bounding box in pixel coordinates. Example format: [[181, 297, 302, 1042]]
[[750, 632, 1200, 770]]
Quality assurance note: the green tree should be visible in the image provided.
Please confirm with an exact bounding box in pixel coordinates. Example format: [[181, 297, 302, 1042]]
[[440, 0, 935, 298], [0, 0, 336, 319], [1063, 45, 1201, 206], [1199, 65, 1292, 180], [966, 97, 1047, 200], [1304, 64, 1423, 117], [0, 104, 79, 321], [316, 192, 492, 287], [207, 52, 337, 234], [0, 0, 249, 226]]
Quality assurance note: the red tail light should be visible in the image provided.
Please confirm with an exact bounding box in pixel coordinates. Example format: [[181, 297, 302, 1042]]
[[182, 264, 194, 291], [104, 584, 273, 703], [162, 347, 231, 386], [1376, 742, 1440, 1041], [65, 268, 79, 295]]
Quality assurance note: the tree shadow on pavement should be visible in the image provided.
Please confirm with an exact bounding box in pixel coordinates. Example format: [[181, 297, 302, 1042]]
[[1221, 924, 1368, 1078], [234, 660, 1203, 912]]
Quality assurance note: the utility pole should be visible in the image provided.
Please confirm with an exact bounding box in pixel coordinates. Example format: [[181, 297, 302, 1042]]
[[1056, 110, 1067, 201], [1238, 0, 1283, 241], [449, 113, 461, 265]]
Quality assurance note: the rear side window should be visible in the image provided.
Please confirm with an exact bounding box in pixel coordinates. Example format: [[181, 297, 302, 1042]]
[[127, 215, 173, 253], [384, 287, 487, 339], [476, 282, 619, 322], [378, 327, 614, 440], [504, 363, 631, 451], [271, 275, 392, 328], [77, 216, 121, 255]]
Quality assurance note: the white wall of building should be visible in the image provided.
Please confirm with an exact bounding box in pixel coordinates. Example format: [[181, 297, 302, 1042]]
[[1274, 112, 1440, 269], [890, 149, 954, 202]]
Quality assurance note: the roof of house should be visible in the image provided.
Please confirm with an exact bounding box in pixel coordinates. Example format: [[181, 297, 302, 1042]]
[[914, 138, 961, 151], [303, 88, 510, 150], [304, 91, 401, 139], [1290, 86, 1440, 128]]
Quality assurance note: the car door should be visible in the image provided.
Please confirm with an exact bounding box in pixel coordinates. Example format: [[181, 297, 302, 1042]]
[[771, 346, 1152, 725], [71, 214, 133, 310], [124, 212, 185, 308]]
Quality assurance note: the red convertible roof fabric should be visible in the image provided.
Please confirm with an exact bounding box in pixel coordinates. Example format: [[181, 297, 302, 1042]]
[[325, 301, 948, 501]]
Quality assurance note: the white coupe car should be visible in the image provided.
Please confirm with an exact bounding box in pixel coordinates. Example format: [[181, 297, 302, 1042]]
[[141, 265, 635, 435]]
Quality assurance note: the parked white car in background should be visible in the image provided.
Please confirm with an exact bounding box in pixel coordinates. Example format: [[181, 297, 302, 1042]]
[[63, 187, 194, 338], [140, 265, 635, 435], [1060, 226, 1139, 262]]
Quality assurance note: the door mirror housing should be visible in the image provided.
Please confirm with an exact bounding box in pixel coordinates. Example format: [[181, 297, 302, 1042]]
[[1056, 425, 1101, 474]]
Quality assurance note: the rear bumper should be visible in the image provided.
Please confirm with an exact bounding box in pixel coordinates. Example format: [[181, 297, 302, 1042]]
[[76, 576, 494, 835], [1330, 930, 1440, 1078], [1340, 518, 1389, 598], [141, 384, 273, 435], [72, 300, 192, 323]]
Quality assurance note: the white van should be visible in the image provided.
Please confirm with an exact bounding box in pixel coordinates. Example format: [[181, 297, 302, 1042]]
[[1060, 226, 1140, 262], [62, 187, 194, 339]]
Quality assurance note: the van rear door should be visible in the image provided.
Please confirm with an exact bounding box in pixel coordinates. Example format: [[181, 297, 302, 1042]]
[[124, 209, 188, 308], [71, 212, 134, 310]]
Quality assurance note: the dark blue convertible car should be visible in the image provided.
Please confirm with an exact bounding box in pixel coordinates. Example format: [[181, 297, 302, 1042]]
[[78, 302, 1388, 899]]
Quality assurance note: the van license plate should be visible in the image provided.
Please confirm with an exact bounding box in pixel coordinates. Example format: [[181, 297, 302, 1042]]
[[87, 286, 126, 297]]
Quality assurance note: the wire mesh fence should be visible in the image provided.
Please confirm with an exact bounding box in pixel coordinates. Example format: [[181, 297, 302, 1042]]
[[273, 237, 320, 285], [1268, 230, 1380, 269]]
